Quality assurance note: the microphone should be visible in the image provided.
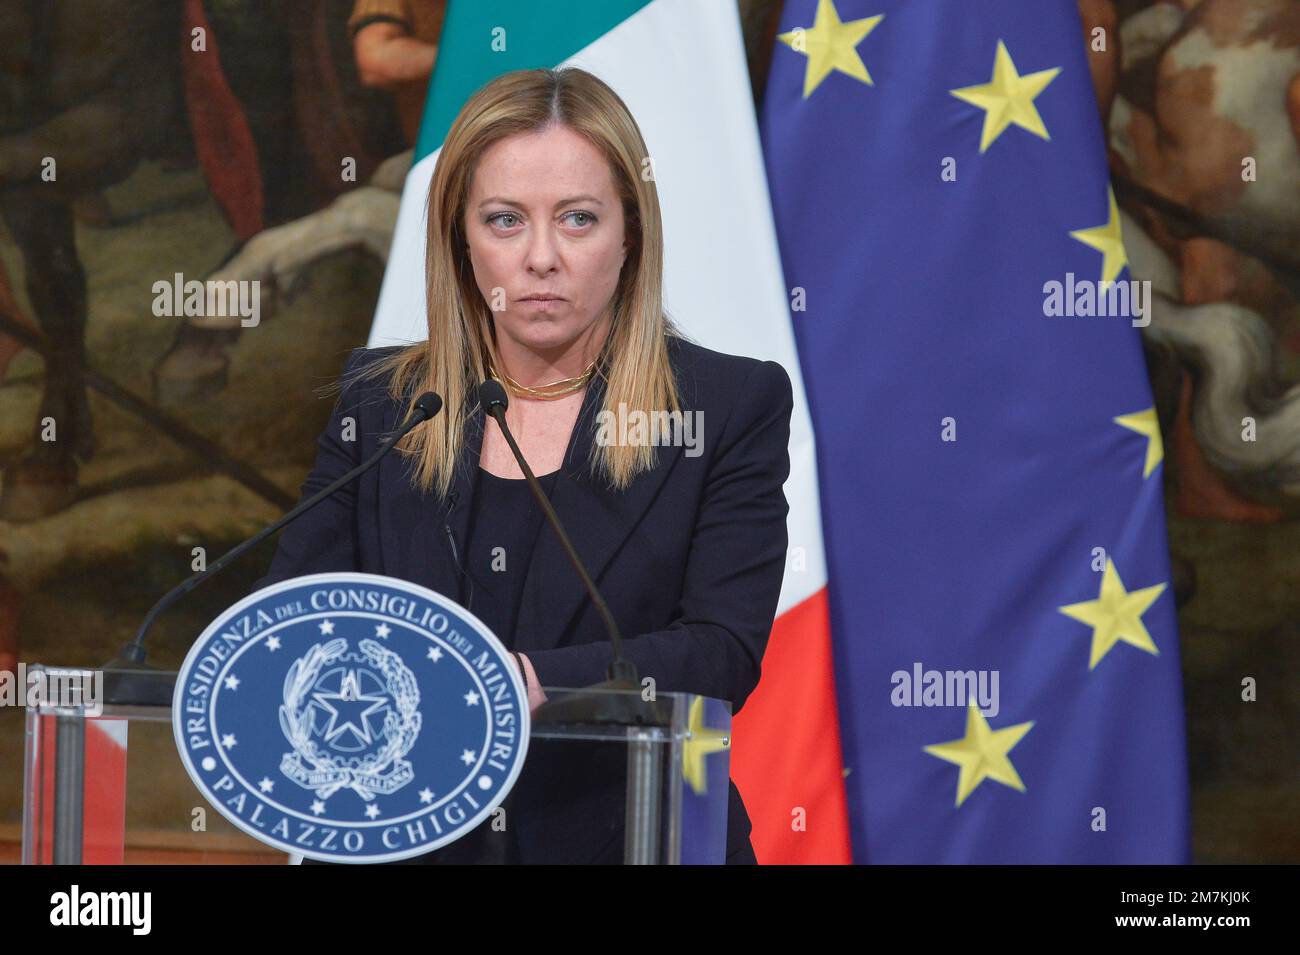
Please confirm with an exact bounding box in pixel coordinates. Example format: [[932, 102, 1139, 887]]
[[112, 390, 444, 669], [478, 379, 641, 696]]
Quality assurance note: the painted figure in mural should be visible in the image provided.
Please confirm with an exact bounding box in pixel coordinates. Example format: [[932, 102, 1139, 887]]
[[149, 0, 439, 406], [1109, 0, 1300, 520], [0, 1, 181, 520]]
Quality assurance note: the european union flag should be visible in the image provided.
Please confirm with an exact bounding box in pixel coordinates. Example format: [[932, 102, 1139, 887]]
[[761, 0, 1191, 862]]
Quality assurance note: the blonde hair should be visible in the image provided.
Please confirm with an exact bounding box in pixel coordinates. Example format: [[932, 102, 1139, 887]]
[[351, 66, 684, 498]]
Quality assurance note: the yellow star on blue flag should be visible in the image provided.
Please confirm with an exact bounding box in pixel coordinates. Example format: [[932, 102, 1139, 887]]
[[950, 39, 1061, 152], [682, 695, 730, 795], [778, 0, 884, 98], [924, 704, 1035, 808]]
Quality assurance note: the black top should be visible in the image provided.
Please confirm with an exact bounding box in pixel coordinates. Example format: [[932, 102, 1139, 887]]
[[262, 337, 793, 865], [402, 465, 560, 865], [459, 466, 562, 650]]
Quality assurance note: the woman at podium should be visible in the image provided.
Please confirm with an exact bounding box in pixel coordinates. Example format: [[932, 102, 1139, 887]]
[[255, 66, 793, 864]]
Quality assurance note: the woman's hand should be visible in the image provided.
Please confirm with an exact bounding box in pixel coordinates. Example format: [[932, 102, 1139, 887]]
[[515, 652, 548, 712]]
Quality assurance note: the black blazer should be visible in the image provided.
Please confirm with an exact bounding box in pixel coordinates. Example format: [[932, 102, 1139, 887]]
[[252, 333, 794, 863]]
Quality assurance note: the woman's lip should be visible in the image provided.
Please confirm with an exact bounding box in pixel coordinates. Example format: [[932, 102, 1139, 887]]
[[520, 296, 565, 301]]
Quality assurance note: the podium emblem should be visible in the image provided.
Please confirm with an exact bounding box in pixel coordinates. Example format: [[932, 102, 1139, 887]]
[[278, 638, 422, 801], [173, 572, 529, 863]]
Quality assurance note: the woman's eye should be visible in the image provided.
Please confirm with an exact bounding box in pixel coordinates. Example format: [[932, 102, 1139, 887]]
[[487, 211, 594, 229]]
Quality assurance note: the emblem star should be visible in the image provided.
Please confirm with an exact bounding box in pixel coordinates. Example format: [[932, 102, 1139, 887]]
[[778, 0, 884, 98], [682, 696, 730, 795], [464, 690, 480, 706], [375, 623, 391, 638], [950, 40, 1061, 153], [311, 800, 326, 815], [319, 619, 335, 635], [1113, 407, 1163, 478], [924, 703, 1035, 808], [364, 803, 381, 819], [312, 670, 390, 748], [418, 788, 434, 804], [460, 749, 476, 766], [258, 777, 274, 793], [266, 636, 281, 652], [221, 733, 237, 749], [1070, 187, 1129, 284], [427, 646, 443, 663], [223, 675, 240, 691], [1058, 558, 1167, 669]]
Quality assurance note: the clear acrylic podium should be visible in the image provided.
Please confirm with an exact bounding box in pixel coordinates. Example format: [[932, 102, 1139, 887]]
[[21, 665, 734, 865]]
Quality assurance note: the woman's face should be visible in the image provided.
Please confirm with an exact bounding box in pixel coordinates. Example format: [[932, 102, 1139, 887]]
[[463, 123, 629, 359]]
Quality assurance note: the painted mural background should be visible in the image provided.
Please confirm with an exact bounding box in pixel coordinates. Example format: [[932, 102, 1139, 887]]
[[0, 0, 1294, 862]]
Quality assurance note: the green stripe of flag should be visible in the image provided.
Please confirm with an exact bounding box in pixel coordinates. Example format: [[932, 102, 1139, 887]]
[[415, 0, 655, 161]]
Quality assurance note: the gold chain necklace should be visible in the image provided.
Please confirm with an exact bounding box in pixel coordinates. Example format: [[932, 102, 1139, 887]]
[[487, 355, 599, 401]]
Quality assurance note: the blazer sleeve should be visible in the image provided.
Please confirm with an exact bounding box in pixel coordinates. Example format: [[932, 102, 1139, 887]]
[[249, 347, 373, 592], [524, 359, 795, 714]]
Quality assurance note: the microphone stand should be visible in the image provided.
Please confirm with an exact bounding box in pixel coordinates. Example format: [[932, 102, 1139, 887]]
[[478, 381, 669, 729], [104, 392, 443, 686]]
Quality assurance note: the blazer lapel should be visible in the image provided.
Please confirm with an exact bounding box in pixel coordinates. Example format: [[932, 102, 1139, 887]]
[[377, 392, 481, 603], [513, 372, 684, 654], [378, 368, 684, 650]]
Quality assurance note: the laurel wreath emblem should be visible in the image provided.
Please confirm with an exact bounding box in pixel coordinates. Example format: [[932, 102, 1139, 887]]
[[278, 637, 422, 801]]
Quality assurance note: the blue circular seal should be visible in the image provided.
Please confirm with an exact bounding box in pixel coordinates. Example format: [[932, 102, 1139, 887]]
[[172, 572, 530, 863]]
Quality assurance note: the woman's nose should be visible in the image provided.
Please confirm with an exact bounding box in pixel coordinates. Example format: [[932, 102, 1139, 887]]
[[525, 223, 559, 274]]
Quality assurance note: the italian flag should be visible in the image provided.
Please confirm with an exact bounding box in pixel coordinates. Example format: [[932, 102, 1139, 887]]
[[368, 0, 849, 865]]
